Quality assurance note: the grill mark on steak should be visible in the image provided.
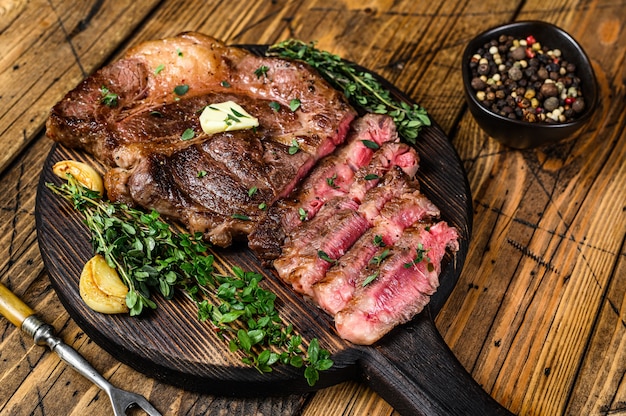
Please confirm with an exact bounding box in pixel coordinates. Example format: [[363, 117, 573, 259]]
[[333, 222, 459, 345]]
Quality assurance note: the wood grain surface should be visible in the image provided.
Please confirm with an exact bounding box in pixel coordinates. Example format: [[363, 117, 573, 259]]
[[1, 0, 625, 415]]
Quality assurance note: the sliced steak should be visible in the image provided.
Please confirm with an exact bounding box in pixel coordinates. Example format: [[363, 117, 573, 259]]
[[46, 32, 356, 248], [312, 185, 441, 315], [334, 221, 459, 345], [249, 114, 415, 260], [273, 148, 421, 296]]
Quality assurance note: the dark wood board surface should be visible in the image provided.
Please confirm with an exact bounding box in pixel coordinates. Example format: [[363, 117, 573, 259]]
[[34, 46, 508, 415]]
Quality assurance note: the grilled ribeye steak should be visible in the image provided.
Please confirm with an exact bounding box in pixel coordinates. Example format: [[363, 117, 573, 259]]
[[46, 32, 356, 248]]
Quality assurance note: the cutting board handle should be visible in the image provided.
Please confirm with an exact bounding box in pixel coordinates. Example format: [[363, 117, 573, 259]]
[[359, 311, 513, 416]]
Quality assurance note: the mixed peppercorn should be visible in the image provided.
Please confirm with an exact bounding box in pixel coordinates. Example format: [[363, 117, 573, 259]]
[[468, 34, 586, 123]]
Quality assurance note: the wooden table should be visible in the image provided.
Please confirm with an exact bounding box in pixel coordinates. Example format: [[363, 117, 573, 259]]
[[1, 1, 624, 415]]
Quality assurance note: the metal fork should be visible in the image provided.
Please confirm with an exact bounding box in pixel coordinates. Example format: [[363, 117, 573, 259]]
[[0, 282, 162, 416]]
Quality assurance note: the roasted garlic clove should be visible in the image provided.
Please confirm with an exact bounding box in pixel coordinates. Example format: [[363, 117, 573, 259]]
[[79, 255, 129, 314], [53, 160, 104, 195]]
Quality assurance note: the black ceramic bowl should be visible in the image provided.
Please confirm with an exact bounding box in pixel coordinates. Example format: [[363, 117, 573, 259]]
[[461, 21, 598, 149]]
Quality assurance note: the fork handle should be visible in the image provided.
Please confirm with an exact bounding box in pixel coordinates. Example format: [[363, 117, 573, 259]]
[[0, 282, 113, 392], [22, 315, 114, 393], [0, 282, 35, 328]]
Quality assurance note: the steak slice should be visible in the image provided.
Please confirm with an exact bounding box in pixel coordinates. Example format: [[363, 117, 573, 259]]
[[334, 222, 459, 345], [46, 32, 356, 248]]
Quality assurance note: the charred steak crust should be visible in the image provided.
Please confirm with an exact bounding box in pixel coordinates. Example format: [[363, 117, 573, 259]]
[[46, 32, 357, 249]]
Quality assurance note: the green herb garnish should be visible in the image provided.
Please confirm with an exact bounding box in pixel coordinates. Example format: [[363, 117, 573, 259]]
[[326, 174, 339, 189], [362, 270, 379, 287], [361, 139, 379, 150], [154, 64, 165, 75], [317, 250, 337, 265], [404, 243, 431, 269], [221, 80, 231, 88], [174, 84, 189, 96], [46, 176, 332, 385], [289, 98, 301, 112], [254, 65, 270, 78], [289, 139, 300, 155], [370, 249, 390, 266], [231, 213, 251, 221], [269, 101, 281, 112], [181, 128, 195, 141], [364, 173, 379, 181], [298, 207, 307, 221], [267, 40, 431, 144], [99, 86, 118, 107]]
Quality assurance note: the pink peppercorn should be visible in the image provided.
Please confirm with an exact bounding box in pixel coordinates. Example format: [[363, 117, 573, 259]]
[[525, 48, 535, 59], [565, 97, 575, 105], [526, 35, 536, 45]]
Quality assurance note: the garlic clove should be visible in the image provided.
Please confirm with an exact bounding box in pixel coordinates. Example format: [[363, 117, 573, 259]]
[[53, 160, 104, 195], [79, 255, 129, 314]]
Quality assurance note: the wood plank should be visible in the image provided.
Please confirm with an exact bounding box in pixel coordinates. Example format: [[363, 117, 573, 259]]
[[0, 0, 160, 176], [1, 0, 624, 415], [302, 381, 395, 416]]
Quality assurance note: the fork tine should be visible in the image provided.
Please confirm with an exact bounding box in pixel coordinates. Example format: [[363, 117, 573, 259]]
[[15, 315, 162, 416], [109, 386, 163, 416], [130, 394, 162, 416]]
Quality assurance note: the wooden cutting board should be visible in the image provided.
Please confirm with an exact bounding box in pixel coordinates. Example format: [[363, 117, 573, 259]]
[[35, 49, 511, 415]]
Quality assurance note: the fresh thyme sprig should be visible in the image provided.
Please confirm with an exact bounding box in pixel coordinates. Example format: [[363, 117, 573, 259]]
[[46, 176, 332, 385], [267, 39, 431, 144]]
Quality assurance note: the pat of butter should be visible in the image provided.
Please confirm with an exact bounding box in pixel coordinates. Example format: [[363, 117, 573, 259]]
[[199, 101, 259, 134]]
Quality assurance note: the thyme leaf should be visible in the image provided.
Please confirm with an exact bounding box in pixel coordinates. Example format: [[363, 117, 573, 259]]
[[326, 173, 339, 189], [174, 84, 189, 96], [269, 101, 281, 112], [317, 250, 337, 265], [362, 270, 379, 287], [181, 128, 195, 141], [289, 98, 301, 112], [254, 65, 269, 78], [289, 139, 300, 155], [370, 248, 390, 266], [99, 86, 118, 107], [403, 243, 432, 269], [46, 175, 332, 384]]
